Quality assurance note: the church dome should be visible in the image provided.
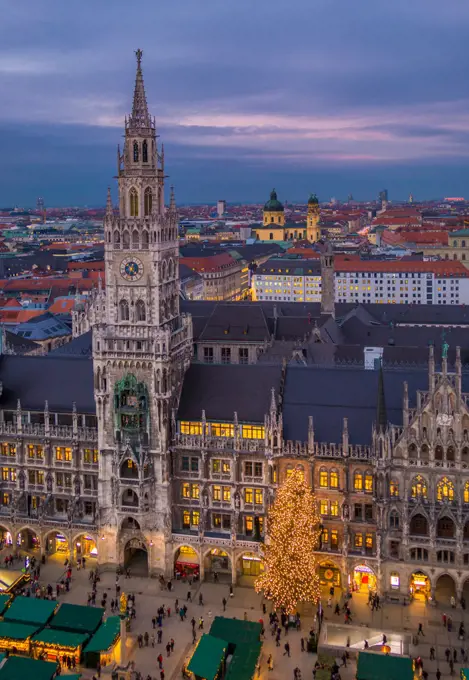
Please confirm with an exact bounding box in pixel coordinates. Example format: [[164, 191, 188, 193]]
[[308, 193, 319, 205], [264, 189, 284, 212]]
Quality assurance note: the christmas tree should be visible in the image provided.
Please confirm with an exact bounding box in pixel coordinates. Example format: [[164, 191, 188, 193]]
[[255, 468, 322, 612]]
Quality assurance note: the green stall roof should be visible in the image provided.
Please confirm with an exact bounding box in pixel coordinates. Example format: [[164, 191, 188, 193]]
[[0, 621, 39, 640], [32, 628, 89, 649], [187, 634, 227, 680], [357, 652, 414, 680], [225, 642, 262, 680], [4, 597, 57, 626], [51, 603, 104, 634], [85, 616, 120, 653], [0, 656, 57, 680], [210, 617, 262, 646], [0, 595, 12, 616], [461, 669, 469, 680]]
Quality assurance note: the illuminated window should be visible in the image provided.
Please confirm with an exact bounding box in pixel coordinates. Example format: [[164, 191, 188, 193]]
[[364, 472, 373, 492], [222, 487, 231, 502], [28, 444, 43, 459], [213, 486, 221, 501], [245, 516, 253, 534], [320, 500, 329, 515], [272, 466, 278, 483], [330, 470, 339, 489], [191, 484, 199, 499], [319, 470, 328, 487], [390, 480, 399, 497], [129, 187, 139, 217], [55, 447, 72, 462], [84, 448, 99, 464], [191, 511, 199, 526], [211, 423, 235, 437], [183, 510, 190, 528], [31, 496, 37, 510], [254, 489, 263, 505], [213, 459, 221, 473], [354, 533, 363, 548], [180, 421, 203, 435], [354, 472, 363, 491], [411, 475, 427, 499], [245, 488, 253, 504], [322, 528, 329, 543], [464, 482, 469, 504], [1, 468, 7, 482], [365, 533, 373, 549], [330, 501, 339, 517], [1, 444, 15, 457], [222, 461, 231, 474], [242, 425, 265, 439], [331, 530, 338, 548], [437, 477, 454, 502]]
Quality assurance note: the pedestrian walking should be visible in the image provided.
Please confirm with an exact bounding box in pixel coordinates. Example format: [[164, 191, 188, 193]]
[[267, 654, 273, 671], [301, 637, 304, 652], [418, 622, 424, 636], [283, 642, 290, 657], [157, 653, 163, 669], [166, 642, 171, 657], [430, 646, 435, 660], [170, 638, 174, 652], [198, 617, 204, 630], [187, 591, 192, 602], [222, 598, 227, 611], [436, 669, 441, 680]]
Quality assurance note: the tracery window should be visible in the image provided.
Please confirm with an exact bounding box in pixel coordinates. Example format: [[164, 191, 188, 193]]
[[364, 472, 373, 493], [437, 477, 454, 502], [129, 188, 139, 217], [411, 475, 427, 499], [330, 470, 339, 488], [354, 472, 363, 491], [135, 300, 146, 322], [144, 187, 153, 216], [390, 480, 399, 497], [319, 470, 328, 488], [119, 299, 130, 321], [133, 141, 139, 162], [142, 140, 148, 163]]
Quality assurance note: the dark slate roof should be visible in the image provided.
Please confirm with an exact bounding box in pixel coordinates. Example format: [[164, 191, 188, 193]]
[[257, 258, 321, 276], [0, 355, 95, 413], [4, 330, 40, 353], [177, 363, 282, 423], [14, 312, 71, 341], [49, 330, 93, 356], [198, 304, 270, 343], [282, 364, 431, 445]]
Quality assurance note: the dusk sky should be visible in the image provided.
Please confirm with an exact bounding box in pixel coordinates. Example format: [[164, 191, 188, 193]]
[[2, 0, 469, 205]]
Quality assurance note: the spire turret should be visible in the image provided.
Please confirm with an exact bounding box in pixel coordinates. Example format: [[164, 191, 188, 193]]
[[169, 185, 177, 214], [106, 187, 113, 216], [129, 49, 151, 130]]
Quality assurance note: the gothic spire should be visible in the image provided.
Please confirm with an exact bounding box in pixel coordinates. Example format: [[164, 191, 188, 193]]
[[129, 49, 151, 129], [169, 185, 176, 213], [376, 363, 387, 431], [106, 186, 113, 216]]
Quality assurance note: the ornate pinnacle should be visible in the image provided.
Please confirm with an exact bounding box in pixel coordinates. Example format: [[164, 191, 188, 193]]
[[129, 50, 151, 129], [169, 185, 176, 212], [106, 186, 113, 216], [135, 48, 143, 69]]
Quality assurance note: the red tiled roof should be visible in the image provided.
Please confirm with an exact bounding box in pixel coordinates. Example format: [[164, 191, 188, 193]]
[[180, 254, 238, 272], [335, 255, 468, 277], [399, 231, 448, 245]]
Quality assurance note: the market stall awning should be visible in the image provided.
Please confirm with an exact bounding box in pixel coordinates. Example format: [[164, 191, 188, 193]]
[[187, 634, 227, 680], [357, 652, 414, 680], [4, 597, 57, 626], [225, 642, 262, 680], [0, 595, 12, 616], [461, 669, 469, 680], [0, 570, 30, 593], [85, 616, 120, 653], [210, 617, 262, 646], [51, 603, 104, 634], [0, 621, 39, 640], [32, 629, 89, 649], [0, 656, 57, 680]]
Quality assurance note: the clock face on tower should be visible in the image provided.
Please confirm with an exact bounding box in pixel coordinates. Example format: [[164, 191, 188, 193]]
[[120, 256, 144, 282]]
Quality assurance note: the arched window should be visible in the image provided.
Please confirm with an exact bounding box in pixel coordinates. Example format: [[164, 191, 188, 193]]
[[113, 230, 120, 247], [135, 300, 146, 322], [319, 469, 328, 488], [330, 470, 339, 489], [142, 140, 148, 163], [364, 471, 373, 492], [389, 510, 399, 529], [390, 480, 399, 497], [144, 187, 153, 216], [435, 445, 443, 460], [129, 188, 139, 217], [119, 299, 129, 321], [354, 471, 363, 491], [464, 482, 469, 504], [463, 240, 466, 247], [122, 231, 130, 249], [133, 141, 139, 162], [454, 240, 458, 247], [142, 230, 149, 249], [437, 477, 454, 502], [132, 230, 139, 248], [411, 475, 427, 499]]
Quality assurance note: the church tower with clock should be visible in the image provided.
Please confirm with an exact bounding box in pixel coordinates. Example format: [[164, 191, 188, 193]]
[[92, 50, 192, 575]]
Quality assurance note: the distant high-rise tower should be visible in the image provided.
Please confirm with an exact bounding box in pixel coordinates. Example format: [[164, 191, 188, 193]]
[[409, 193, 414, 204], [378, 189, 388, 203], [306, 193, 321, 242], [347, 193, 354, 203], [217, 200, 226, 217], [36, 197, 46, 223]]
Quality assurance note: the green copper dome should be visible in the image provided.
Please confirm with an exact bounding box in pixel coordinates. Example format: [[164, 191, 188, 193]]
[[308, 193, 319, 205], [264, 189, 284, 212]]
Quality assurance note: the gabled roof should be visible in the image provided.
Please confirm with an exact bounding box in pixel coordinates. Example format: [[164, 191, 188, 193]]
[[51, 602, 104, 634]]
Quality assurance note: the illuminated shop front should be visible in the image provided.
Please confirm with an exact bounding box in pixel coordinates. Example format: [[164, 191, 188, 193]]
[[240, 553, 264, 577], [410, 571, 431, 600], [351, 565, 377, 592], [75, 536, 97, 558], [205, 548, 230, 575], [17, 529, 40, 552], [46, 533, 69, 556], [175, 546, 200, 578], [318, 563, 341, 588], [32, 629, 88, 664]]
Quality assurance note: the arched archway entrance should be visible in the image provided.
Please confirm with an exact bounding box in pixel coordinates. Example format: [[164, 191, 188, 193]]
[[204, 549, 230, 579], [174, 546, 199, 580], [74, 534, 97, 561], [410, 571, 431, 601], [435, 574, 456, 604], [124, 538, 148, 576], [17, 528, 40, 553], [45, 531, 69, 558], [0, 526, 13, 549], [239, 552, 264, 578], [351, 564, 376, 593]]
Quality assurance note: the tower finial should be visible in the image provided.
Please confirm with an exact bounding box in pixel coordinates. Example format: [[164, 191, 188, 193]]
[[129, 50, 151, 129]]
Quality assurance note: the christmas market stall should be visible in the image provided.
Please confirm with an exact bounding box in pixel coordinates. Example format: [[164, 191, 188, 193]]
[[186, 634, 228, 680], [83, 616, 121, 669], [0, 655, 57, 680], [0, 569, 30, 594], [31, 628, 89, 664], [461, 670, 469, 679], [356, 651, 414, 680], [209, 618, 262, 680], [0, 621, 39, 654], [3, 597, 57, 627], [49, 603, 104, 635]]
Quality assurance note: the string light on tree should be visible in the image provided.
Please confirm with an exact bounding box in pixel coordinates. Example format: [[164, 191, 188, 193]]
[[255, 468, 322, 613]]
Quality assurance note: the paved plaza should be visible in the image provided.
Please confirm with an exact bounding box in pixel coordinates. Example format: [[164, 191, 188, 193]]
[[2, 549, 469, 679]]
